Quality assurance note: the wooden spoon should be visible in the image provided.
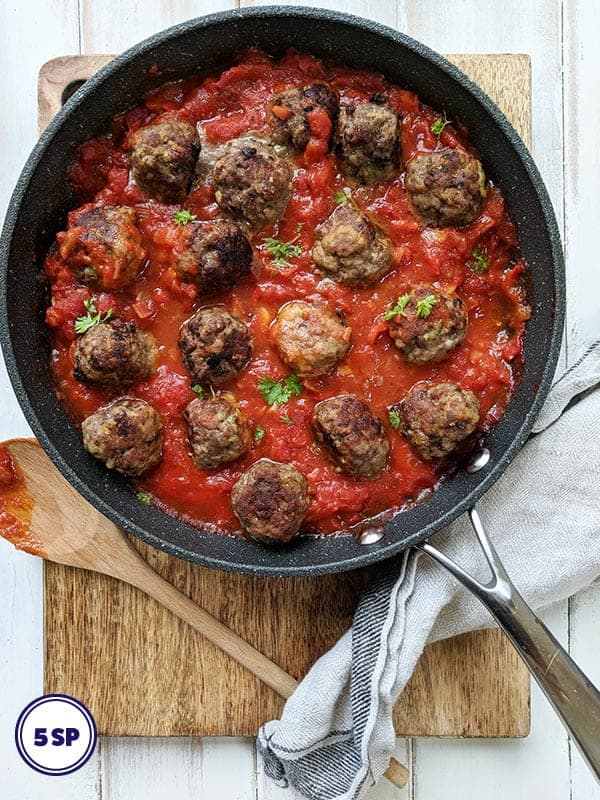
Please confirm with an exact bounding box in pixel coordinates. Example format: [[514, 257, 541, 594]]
[[0, 438, 409, 790]]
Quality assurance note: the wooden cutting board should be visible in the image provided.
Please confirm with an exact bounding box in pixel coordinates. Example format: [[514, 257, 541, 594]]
[[40, 53, 531, 738]]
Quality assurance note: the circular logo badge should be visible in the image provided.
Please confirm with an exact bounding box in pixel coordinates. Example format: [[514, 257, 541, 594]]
[[15, 694, 97, 776]]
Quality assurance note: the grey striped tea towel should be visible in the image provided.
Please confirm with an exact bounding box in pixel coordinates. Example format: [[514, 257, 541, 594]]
[[257, 342, 600, 800]]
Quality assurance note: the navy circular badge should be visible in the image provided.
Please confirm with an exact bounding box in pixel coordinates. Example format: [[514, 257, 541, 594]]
[[15, 694, 97, 775]]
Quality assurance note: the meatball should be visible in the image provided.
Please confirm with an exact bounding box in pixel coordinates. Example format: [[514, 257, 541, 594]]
[[387, 286, 467, 364], [312, 205, 392, 287], [311, 395, 389, 478], [81, 397, 163, 476], [396, 381, 480, 460], [270, 82, 339, 150], [231, 458, 309, 544], [178, 307, 253, 385], [73, 319, 157, 388], [212, 136, 292, 230], [129, 119, 200, 203], [175, 219, 253, 295], [337, 100, 400, 183], [271, 301, 351, 377], [57, 205, 146, 290], [184, 392, 251, 470], [404, 148, 488, 228]]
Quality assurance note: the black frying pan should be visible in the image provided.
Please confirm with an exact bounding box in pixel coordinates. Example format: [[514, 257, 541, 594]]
[[0, 7, 564, 577]]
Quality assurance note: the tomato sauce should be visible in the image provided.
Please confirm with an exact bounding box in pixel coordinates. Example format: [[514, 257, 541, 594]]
[[44, 50, 530, 537], [0, 446, 39, 555]]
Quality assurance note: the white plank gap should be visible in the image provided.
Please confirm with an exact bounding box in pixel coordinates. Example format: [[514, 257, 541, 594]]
[[100, 736, 203, 799], [561, 0, 600, 362], [79, 0, 234, 54], [201, 737, 257, 799], [239, 0, 399, 29]]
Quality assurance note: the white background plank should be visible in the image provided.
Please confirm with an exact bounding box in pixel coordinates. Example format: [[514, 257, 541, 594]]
[[0, 1, 598, 799], [0, 3, 102, 799]]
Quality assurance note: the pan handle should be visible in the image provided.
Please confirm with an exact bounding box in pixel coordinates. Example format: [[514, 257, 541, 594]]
[[416, 507, 600, 783]]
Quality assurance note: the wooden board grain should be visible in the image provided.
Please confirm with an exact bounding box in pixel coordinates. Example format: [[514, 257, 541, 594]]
[[41, 53, 530, 738]]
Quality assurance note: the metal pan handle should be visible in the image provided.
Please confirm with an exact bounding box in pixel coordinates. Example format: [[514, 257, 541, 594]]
[[417, 507, 600, 783]]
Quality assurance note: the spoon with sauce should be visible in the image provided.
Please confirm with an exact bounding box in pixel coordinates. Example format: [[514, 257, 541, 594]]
[[0, 438, 409, 791]]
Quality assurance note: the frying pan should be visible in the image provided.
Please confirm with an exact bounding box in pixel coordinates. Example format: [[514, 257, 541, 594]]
[[2, 5, 599, 783], [0, 7, 564, 576]]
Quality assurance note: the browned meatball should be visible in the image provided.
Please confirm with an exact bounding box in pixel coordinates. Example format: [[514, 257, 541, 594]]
[[404, 148, 487, 227], [231, 458, 309, 544], [387, 286, 467, 364], [175, 219, 253, 295], [337, 100, 400, 183], [129, 119, 200, 203], [311, 395, 389, 478], [212, 136, 292, 230], [57, 205, 146, 290], [271, 82, 339, 150], [73, 319, 157, 388], [178, 307, 253, 385], [396, 381, 480, 460], [184, 392, 251, 470], [271, 301, 351, 377], [81, 397, 163, 476], [312, 205, 392, 287]]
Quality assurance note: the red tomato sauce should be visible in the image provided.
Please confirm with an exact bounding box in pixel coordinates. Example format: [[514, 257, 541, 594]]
[[0, 446, 39, 555], [44, 50, 530, 537]]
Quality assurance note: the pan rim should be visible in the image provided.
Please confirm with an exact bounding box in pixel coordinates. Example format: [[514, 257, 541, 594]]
[[0, 6, 565, 576]]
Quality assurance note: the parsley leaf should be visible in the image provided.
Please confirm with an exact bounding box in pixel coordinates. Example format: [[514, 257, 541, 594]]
[[334, 190, 350, 206], [191, 384, 205, 397], [471, 248, 490, 273], [74, 298, 114, 335], [388, 409, 401, 430], [136, 491, 151, 505], [280, 414, 293, 425], [384, 294, 412, 321], [415, 294, 437, 318], [254, 425, 266, 442], [174, 209, 197, 225], [431, 114, 451, 137], [263, 226, 303, 267], [258, 373, 303, 406]]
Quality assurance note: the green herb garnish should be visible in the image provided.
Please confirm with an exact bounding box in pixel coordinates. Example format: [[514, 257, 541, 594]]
[[136, 491, 151, 505], [191, 384, 205, 397], [263, 227, 303, 267], [280, 415, 294, 425], [388, 409, 401, 430], [258, 373, 303, 406], [431, 114, 451, 137], [334, 190, 350, 206], [384, 294, 412, 321], [415, 294, 437, 318], [471, 248, 490, 273], [74, 298, 114, 335], [174, 209, 197, 225], [254, 425, 266, 442]]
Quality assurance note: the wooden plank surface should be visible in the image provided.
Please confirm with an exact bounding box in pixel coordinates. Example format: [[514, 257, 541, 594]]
[[41, 52, 530, 739]]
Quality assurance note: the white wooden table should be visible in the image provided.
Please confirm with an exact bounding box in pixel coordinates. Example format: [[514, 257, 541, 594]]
[[1, 1, 599, 798]]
